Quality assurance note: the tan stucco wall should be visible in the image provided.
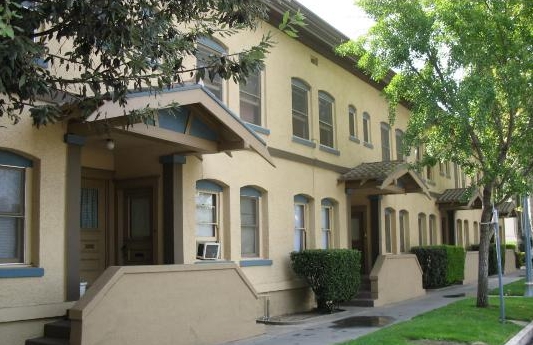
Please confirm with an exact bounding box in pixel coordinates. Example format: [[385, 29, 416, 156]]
[[505, 249, 517, 274], [370, 254, 425, 306], [69, 264, 264, 345], [464, 251, 479, 284]]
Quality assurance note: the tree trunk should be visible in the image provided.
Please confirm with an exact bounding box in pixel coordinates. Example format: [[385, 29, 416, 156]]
[[476, 187, 493, 307]]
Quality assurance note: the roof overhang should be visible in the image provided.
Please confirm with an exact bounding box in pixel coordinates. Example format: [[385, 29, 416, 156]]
[[497, 201, 517, 217], [436, 188, 483, 210], [67, 84, 275, 166], [340, 161, 430, 197]]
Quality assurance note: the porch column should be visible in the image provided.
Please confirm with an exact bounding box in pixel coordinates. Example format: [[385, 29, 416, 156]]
[[369, 195, 382, 266], [64, 134, 85, 301], [160, 155, 186, 264]]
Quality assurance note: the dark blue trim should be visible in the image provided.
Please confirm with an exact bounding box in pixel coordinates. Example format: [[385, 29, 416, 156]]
[[321, 198, 334, 206], [0, 267, 44, 278], [196, 180, 223, 192], [0, 150, 33, 167], [241, 187, 261, 198], [349, 136, 360, 144], [239, 259, 273, 267], [194, 260, 234, 264], [246, 123, 270, 135], [198, 37, 226, 54], [319, 145, 340, 156], [294, 194, 309, 204], [64, 134, 86, 147], [363, 142, 374, 149], [159, 155, 186, 165], [292, 136, 316, 148], [158, 107, 189, 133], [35, 58, 48, 68], [190, 116, 219, 141]]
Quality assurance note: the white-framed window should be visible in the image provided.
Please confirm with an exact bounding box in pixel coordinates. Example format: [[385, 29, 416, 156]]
[[195, 180, 223, 242], [395, 129, 404, 161], [294, 195, 309, 252], [429, 214, 437, 245], [362, 112, 371, 144], [399, 210, 410, 252], [291, 78, 310, 140], [384, 207, 396, 253], [240, 187, 261, 257], [381, 122, 391, 161], [321, 199, 334, 249], [196, 37, 226, 101], [348, 105, 357, 139], [240, 69, 262, 126], [318, 91, 335, 148], [418, 213, 427, 246], [0, 151, 33, 264]]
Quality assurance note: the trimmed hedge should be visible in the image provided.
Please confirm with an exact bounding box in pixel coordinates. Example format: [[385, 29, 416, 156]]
[[411, 245, 465, 289], [516, 251, 525, 268], [290, 249, 361, 313]]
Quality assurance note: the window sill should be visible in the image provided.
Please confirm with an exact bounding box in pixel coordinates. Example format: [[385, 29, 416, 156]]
[[194, 260, 233, 264], [349, 136, 360, 144], [363, 142, 374, 149], [239, 259, 273, 267], [245, 123, 270, 135], [319, 145, 340, 156], [0, 267, 44, 278], [292, 136, 316, 148]]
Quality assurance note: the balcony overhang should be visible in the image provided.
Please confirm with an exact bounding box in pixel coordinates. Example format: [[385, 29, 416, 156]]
[[67, 84, 275, 167]]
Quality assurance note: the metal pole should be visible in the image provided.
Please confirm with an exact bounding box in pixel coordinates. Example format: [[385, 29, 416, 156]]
[[524, 196, 533, 297], [493, 208, 505, 322]]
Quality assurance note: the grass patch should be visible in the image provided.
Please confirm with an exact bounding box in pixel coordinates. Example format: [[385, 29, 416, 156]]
[[338, 297, 533, 345], [490, 278, 526, 296]]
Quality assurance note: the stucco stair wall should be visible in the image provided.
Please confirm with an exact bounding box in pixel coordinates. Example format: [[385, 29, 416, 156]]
[[25, 319, 70, 345]]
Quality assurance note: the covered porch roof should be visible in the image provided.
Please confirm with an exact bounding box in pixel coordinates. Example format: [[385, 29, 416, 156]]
[[67, 84, 275, 166], [339, 161, 430, 197], [436, 188, 483, 210]]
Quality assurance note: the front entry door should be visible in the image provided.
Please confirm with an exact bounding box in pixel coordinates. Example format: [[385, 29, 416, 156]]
[[122, 187, 155, 265], [351, 208, 367, 274], [80, 178, 107, 285]]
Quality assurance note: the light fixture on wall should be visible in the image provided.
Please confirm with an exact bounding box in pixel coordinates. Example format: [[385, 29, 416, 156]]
[[105, 138, 115, 150]]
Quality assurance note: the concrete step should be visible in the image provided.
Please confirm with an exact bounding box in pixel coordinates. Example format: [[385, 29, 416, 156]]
[[25, 337, 69, 345], [44, 320, 70, 339], [342, 297, 375, 307]]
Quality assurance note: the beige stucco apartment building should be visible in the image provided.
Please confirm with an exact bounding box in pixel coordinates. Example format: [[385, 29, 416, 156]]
[[0, 2, 514, 345]]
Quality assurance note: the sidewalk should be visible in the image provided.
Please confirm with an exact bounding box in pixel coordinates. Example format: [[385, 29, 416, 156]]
[[220, 270, 525, 345]]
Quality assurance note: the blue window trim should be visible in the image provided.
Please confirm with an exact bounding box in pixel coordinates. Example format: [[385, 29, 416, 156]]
[[319, 145, 340, 156], [0, 267, 44, 278], [194, 260, 234, 264], [0, 150, 33, 167], [239, 259, 273, 267], [349, 136, 360, 144], [292, 136, 316, 148], [196, 180, 223, 193], [294, 194, 309, 204], [321, 198, 334, 207], [363, 142, 374, 149], [241, 187, 262, 198], [246, 123, 270, 136]]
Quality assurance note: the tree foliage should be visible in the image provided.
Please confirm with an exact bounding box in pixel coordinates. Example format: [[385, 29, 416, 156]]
[[338, 0, 532, 307], [0, 0, 304, 126]]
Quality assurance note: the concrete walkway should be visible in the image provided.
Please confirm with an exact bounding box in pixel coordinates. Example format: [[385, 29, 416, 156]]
[[220, 270, 525, 345]]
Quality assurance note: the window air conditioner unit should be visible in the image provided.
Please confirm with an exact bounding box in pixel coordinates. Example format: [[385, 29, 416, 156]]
[[196, 242, 220, 260]]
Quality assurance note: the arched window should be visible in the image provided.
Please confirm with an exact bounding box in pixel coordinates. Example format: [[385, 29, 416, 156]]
[[294, 194, 309, 252], [464, 220, 470, 248], [456, 219, 463, 247], [318, 91, 335, 148], [291, 78, 310, 140], [195, 180, 223, 241], [473, 221, 479, 245], [240, 186, 262, 257], [348, 105, 357, 139], [362, 112, 371, 144], [381, 122, 391, 161], [399, 210, 410, 252], [429, 215, 437, 245], [384, 208, 396, 253], [321, 199, 335, 249], [395, 129, 404, 161], [418, 213, 427, 246], [196, 37, 226, 101], [0, 150, 33, 264]]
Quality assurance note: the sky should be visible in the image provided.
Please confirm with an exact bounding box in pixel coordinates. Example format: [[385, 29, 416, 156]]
[[295, 0, 374, 39]]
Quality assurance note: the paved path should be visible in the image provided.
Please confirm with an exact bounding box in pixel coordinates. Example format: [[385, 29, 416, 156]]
[[220, 270, 525, 345]]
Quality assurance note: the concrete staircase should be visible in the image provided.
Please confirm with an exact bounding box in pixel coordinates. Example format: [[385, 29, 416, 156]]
[[343, 275, 376, 307], [25, 319, 71, 345]]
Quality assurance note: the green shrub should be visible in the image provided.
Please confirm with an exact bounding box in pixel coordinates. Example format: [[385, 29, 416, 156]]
[[505, 243, 517, 250], [516, 251, 525, 268], [290, 249, 361, 313], [444, 245, 466, 284], [411, 245, 465, 289], [410, 246, 447, 288]]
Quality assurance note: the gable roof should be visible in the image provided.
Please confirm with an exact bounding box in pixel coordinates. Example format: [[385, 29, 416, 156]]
[[436, 188, 483, 210], [340, 161, 430, 197], [68, 84, 275, 166]]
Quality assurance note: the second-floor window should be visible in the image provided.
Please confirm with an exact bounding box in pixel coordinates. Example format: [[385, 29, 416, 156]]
[[240, 69, 262, 126], [381, 122, 391, 161], [395, 129, 404, 161], [196, 38, 226, 101], [291, 78, 310, 140], [348, 106, 357, 139], [363, 112, 371, 144], [240, 187, 261, 257], [318, 91, 335, 148]]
